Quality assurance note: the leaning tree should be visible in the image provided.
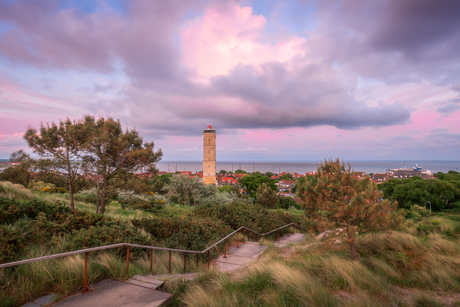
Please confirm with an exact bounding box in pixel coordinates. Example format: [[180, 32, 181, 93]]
[[24, 119, 87, 209], [297, 158, 403, 261]]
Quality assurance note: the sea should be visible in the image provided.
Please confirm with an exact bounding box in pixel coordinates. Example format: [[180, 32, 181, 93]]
[[2, 159, 459, 175], [156, 161, 460, 175]]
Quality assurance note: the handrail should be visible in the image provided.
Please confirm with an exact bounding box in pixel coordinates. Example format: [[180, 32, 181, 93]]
[[0, 223, 307, 269]]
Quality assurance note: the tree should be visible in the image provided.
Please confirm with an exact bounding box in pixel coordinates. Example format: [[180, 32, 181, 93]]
[[278, 195, 299, 210], [151, 173, 173, 194], [235, 169, 247, 174], [279, 172, 294, 180], [238, 172, 277, 198], [380, 177, 460, 211], [24, 119, 86, 209], [256, 183, 277, 209], [81, 116, 162, 214], [297, 158, 402, 261], [0, 151, 32, 187], [265, 171, 274, 178], [219, 170, 227, 174]]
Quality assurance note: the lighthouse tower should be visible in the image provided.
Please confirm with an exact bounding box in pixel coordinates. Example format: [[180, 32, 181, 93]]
[[203, 125, 216, 185]]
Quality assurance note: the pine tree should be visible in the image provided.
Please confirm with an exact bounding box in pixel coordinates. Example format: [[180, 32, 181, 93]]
[[256, 182, 278, 209], [24, 119, 86, 210], [298, 158, 403, 261], [80, 116, 162, 214]]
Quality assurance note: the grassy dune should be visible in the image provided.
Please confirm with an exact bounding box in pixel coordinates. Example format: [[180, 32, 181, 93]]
[[3, 181, 460, 306], [178, 225, 460, 306]]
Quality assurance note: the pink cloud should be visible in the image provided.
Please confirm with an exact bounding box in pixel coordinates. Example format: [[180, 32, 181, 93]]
[[180, 3, 306, 79]]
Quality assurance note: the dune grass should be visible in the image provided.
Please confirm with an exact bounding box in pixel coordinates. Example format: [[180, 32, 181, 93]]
[[178, 222, 460, 307]]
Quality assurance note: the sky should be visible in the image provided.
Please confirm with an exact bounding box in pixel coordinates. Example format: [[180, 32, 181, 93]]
[[0, 0, 459, 161]]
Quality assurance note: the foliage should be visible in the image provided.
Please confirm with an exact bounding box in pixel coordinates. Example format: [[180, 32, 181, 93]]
[[24, 119, 87, 210], [150, 173, 173, 195], [0, 151, 33, 187], [193, 202, 305, 234], [0, 196, 152, 263], [234, 169, 247, 174], [407, 204, 431, 219], [277, 195, 300, 210], [255, 183, 277, 209], [379, 176, 460, 211], [133, 216, 231, 250], [80, 116, 162, 214], [265, 171, 273, 178], [297, 158, 403, 261], [279, 172, 294, 180], [238, 172, 277, 198]]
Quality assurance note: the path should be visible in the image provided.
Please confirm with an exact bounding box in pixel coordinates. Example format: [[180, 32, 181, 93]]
[[216, 241, 266, 272]]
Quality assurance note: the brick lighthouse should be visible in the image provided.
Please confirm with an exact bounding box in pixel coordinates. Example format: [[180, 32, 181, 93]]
[[203, 125, 216, 185]]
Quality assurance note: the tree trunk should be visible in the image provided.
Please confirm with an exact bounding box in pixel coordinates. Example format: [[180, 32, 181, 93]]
[[347, 227, 359, 261], [100, 182, 107, 214], [66, 147, 75, 210], [96, 173, 100, 214]]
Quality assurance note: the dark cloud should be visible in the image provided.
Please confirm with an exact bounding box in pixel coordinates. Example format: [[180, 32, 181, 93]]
[[311, 0, 460, 85]]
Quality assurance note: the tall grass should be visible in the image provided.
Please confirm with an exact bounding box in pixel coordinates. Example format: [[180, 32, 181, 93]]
[[0, 245, 208, 306]]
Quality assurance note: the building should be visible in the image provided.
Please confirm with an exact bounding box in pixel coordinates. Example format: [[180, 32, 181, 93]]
[[203, 125, 216, 185]]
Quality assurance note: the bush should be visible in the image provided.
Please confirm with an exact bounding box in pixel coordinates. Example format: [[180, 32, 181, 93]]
[[133, 216, 231, 250], [417, 220, 442, 236], [193, 202, 306, 233], [410, 204, 430, 218], [0, 196, 152, 263]]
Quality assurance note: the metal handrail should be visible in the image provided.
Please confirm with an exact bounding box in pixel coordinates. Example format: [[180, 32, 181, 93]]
[[0, 223, 307, 269], [0, 222, 308, 292]]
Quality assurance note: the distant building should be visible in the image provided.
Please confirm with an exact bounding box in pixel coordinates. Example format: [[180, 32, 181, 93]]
[[276, 180, 295, 192], [373, 173, 388, 182]]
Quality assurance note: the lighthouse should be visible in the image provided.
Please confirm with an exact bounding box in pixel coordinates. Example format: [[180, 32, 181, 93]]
[[203, 125, 216, 185]]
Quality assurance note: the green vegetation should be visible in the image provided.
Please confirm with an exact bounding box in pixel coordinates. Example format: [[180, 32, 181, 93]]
[[379, 173, 460, 211], [297, 158, 404, 261], [238, 171, 277, 198], [0, 181, 306, 306], [177, 215, 460, 306], [2, 158, 460, 306]]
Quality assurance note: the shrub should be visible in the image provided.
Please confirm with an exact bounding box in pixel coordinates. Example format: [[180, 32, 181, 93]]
[[193, 202, 306, 233], [410, 204, 430, 217], [133, 216, 231, 250]]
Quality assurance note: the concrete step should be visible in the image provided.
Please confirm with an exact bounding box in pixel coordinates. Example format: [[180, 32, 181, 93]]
[[52, 279, 173, 307], [216, 241, 267, 272], [274, 233, 306, 247], [125, 275, 164, 290]]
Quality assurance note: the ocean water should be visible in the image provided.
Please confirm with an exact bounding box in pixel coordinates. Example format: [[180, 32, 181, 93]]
[[157, 161, 460, 175]]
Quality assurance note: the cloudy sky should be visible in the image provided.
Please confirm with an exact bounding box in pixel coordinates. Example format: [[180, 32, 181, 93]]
[[0, 0, 459, 161]]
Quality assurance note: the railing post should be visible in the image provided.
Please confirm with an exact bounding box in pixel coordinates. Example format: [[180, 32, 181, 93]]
[[243, 228, 245, 240], [277, 230, 279, 241], [84, 252, 88, 293], [224, 240, 227, 258], [183, 253, 187, 273], [237, 231, 239, 248], [150, 250, 153, 273], [169, 251, 171, 273], [126, 247, 130, 275], [207, 251, 210, 269], [196, 254, 199, 267], [288, 227, 290, 236]]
